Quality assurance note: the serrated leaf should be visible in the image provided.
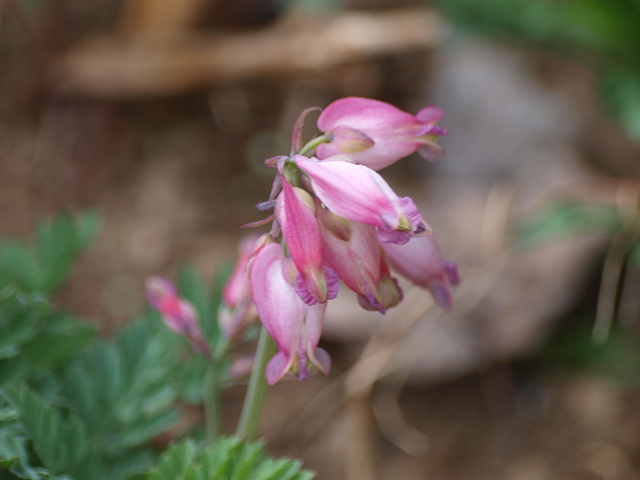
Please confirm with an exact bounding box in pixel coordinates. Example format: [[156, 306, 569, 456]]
[[1, 385, 101, 479], [147, 437, 315, 480], [18, 315, 96, 372], [147, 439, 198, 480], [60, 316, 180, 454], [0, 422, 46, 480], [35, 212, 100, 292], [0, 242, 40, 292], [0, 289, 96, 386], [0, 212, 100, 294]]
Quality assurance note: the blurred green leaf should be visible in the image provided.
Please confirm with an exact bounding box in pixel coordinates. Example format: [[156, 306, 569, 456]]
[[147, 437, 314, 480], [0, 289, 96, 385], [147, 439, 198, 480], [538, 321, 640, 388], [60, 317, 180, 454], [0, 212, 100, 293], [2, 385, 102, 479], [601, 68, 640, 142], [514, 201, 621, 247], [628, 240, 640, 266], [438, 0, 640, 143]]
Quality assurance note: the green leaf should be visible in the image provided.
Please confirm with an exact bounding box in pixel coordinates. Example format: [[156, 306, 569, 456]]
[[147, 439, 198, 480], [34, 212, 100, 292], [1, 385, 101, 479], [513, 201, 621, 247], [0, 421, 48, 480], [601, 68, 640, 143], [0, 288, 97, 384], [629, 240, 640, 267], [0, 212, 100, 293], [60, 316, 180, 454], [146, 437, 315, 480]]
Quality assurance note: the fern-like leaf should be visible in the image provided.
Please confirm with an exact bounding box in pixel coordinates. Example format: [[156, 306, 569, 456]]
[[146, 437, 315, 480], [0, 212, 100, 294], [1, 385, 102, 479]]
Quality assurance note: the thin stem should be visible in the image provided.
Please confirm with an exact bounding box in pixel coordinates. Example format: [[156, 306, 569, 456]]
[[297, 134, 332, 157], [203, 337, 229, 444], [204, 364, 221, 443], [236, 326, 276, 441]]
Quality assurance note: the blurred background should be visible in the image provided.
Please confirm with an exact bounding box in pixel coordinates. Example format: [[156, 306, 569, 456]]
[[1, 0, 640, 478]]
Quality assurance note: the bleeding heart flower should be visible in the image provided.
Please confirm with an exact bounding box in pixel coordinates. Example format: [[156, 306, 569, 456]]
[[316, 97, 448, 170], [275, 177, 339, 305], [249, 242, 331, 385], [381, 234, 459, 310], [294, 154, 430, 245]]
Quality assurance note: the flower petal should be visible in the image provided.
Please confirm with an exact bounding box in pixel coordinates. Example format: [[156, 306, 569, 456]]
[[276, 177, 328, 304]]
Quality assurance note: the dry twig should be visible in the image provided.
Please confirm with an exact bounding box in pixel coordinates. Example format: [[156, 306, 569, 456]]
[[48, 7, 443, 98]]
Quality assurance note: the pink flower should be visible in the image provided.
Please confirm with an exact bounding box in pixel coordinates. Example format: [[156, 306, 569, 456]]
[[294, 154, 430, 244], [275, 177, 339, 305], [218, 236, 258, 340], [316, 97, 448, 170], [317, 208, 399, 313], [249, 242, 331, 385], [381, 235, 459, 310], [146, 277, 211, 358], [357, 256, 403, 313]]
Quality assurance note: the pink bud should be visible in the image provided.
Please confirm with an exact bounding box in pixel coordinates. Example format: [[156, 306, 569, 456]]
[[219, 235, 259, 340], [145, 276, 211, 358]]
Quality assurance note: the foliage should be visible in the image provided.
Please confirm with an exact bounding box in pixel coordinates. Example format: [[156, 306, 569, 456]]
[[147, 437, 314, 480], [537, 321, 640, 388], [513, 196, 640, 383], [513, 200, 623, 248], [0, 212, 99, 294], [438, 0, 640, 142], [0, 212, 315, 480]]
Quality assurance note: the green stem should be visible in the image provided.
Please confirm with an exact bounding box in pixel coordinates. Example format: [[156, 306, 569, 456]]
[[203, 337, 229, 444], [236, 326, 276, 441], [204, 364, 221, 444], [297, 134, 332, 156]]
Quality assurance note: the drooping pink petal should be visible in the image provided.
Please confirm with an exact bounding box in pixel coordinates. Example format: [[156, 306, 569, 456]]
[[317, 208, 381, 305], [249, 244, 302, 383], [249, 243, 331, 384], [317, 97, 448, 170], [275, 177, 329, 304], [415, 106, 445, 123], [356, 255, 403, 313], [294, 155, 427, 243], [381, 234, 459, 310]]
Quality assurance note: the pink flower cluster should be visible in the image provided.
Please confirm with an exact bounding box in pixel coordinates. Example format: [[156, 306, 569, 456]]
[[222, 97, 458, 385]]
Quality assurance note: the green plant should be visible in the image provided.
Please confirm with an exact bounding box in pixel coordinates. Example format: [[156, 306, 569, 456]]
[[0, 213, 313, 480]]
